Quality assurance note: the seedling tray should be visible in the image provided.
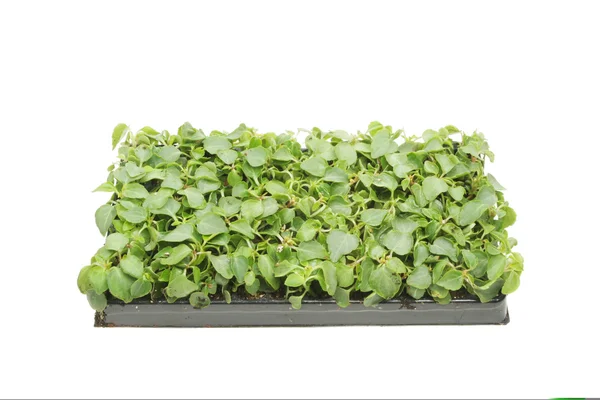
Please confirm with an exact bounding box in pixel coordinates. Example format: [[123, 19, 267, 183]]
[[95, 294, 509, 327]]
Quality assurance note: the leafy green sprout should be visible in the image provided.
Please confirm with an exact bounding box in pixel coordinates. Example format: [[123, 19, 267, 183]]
[[77, 121, 523, 312]]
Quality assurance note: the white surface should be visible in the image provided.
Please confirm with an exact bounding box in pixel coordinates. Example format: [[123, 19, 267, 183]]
[[1, 0, 599, 398]]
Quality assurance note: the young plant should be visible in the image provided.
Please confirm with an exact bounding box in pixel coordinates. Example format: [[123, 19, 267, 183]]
[[78, 122, 523, 311]]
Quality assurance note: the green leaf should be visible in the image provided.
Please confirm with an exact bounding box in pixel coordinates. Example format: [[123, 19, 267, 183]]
[[448, 186, 465, 201], [95, 204, 117, 236], [112, 123, 129, 150], [326, 230, 359, 262], [245, 146, 268, 167], [487, 173, 506, 191], [190, 292, 211, 308], [209, 254, 233, 279], [364, 292, 384, 307], [231, 256, 248, 283], [321, 261, 338, 296], [218, 196, 242, 216], [297, 240, 328, 262], [131, 278, 152, 298], [435, 153, 458, 175], [285, 273, 305, 287], [107, 267, 134, 303], [261, 197, 279, 218], [369, 267, 400, 299], [86, 290, 107, 311], [371, 130, 398, 158], [459, 200, 488, 226], [229, 219, 255, 239], [122, 183, 149, 199], [166, 276, 198, 298], [265, 180, 288, 196], [119, 254, 144, 279], [157, 146, 182, 163], [437, 269, 463, 291], [381, 230, 413, 256], [87, 266, 108, 294], [429, 237, 458, 262], [422, 176, 449, 201], [289, 295, 303, 310], [334, 287, 351, 308], [241, 199, 264, 221], [414, 243, 430, 267], [105, 233, 128, 251], [372, 173, 398, 191], [502, 271, 520, 294], [143, 191, 171, 209], [258, 255, 280, 289], [324, 167, 348, 183], [217, 149, 238, 164], [119, 206, 147, 224], [406, 265, 432, 290], [334, 142, 357, 165], [203, 136, 232, 154], [272, 147, 294, 161], [160, 244, 192, 265], [296, 219, 321, 242], [487, 254, 507, 281], [360, 209, 388, 226], [161, 224, 194, 242], [196, 213, 228, 235], [300, 157, 327, 177]]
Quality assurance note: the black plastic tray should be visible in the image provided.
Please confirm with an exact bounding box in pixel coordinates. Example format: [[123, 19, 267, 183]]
[[95, 295, 509, 327]]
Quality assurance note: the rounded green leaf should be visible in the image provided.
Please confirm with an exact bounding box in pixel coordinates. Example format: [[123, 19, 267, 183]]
[[122, 183, 149, 199], [204, 136, 232, 154], [257, 255, 280, 289], [107, 267, 135, 303], [229, 219, 255, 239], [381, 230, 413, 256], [296, 219, 321, 242], [297, 240, 328, 262], [196, 213, 228, 235], [422, 176, 449, 201], [323, 167, 348, 183], [209, 254, 233, 279], [217, 149, 239, 164], [130, 278, 152, 299], [406, 265, 432, 290], [459, 200, 488, 226], [265, 180, 288, 196], [360, 209, 388, 227], [502, 271, 520, 294], [86, 290, 107, 311], [487, 254, 507, 281], [326, 230, 359, 262], [161, 223, 194, 242], [160, 244, 192, 265], [119, 254, 144, 279], [241, 199, 264, 221], [166, 276, 199, 298], [190, 292, 211, 309], [245, 146, 268, 167], [88, 266, 108, 294], [334, 142, 357, 165], [429, 237, 458, 262], [436, 269, 463, 291], [369, 267, 400, 299], [284, 273, 305, 288], [95, 204, 117, 236], [300, 157, 327, 177], [105, 233, 129, 251]]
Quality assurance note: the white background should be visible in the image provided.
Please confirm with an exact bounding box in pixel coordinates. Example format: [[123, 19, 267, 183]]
[[1, 0, 599, 398]]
